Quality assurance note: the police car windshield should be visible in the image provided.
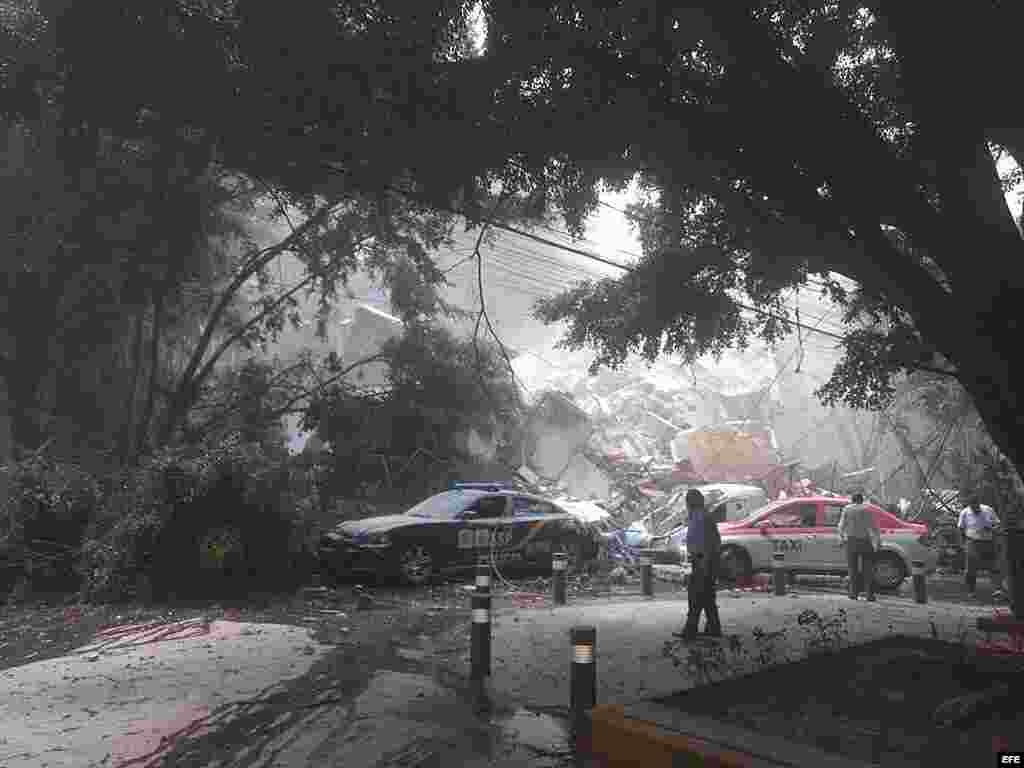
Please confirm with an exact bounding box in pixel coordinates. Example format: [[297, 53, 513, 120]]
[[407, 490, 482, 519]]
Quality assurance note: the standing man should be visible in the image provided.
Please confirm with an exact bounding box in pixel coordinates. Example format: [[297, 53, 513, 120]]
[[958, 494, 1002, 600], [838, 492, 880, 601], [674, 489, 722, 641]]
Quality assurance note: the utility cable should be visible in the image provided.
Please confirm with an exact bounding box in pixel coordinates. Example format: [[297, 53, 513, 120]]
[[318, 165, 958, 377]]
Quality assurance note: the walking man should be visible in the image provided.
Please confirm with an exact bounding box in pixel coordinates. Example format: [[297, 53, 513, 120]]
[[959, 494, 1003, 600], [839, 492, 880, 601], [674, 489, 722, 641]]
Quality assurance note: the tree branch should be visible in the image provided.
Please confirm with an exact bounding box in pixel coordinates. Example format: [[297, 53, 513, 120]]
[[260, 353, 391, 425], [191, 273, 317, 391], [158, 202, 335, 444]]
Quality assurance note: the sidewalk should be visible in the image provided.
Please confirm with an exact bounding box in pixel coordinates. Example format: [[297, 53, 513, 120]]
[[0, 619, 337, 768], [462, 590, 998, 711]]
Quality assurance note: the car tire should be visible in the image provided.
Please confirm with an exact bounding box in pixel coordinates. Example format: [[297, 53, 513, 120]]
[[394, 544, 436, 587], [872, 553, 906, 591], [719, 546, 752, 584]]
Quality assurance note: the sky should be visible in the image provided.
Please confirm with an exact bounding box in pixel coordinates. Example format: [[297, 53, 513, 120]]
[[583, 181, 646, 271]]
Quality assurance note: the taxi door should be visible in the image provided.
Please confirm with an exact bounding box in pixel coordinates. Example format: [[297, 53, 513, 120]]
[[809, 501, 848, 570], [752, 502, 818, 569]]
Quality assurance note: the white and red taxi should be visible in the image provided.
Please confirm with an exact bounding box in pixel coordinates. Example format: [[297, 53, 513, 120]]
[[679, 495, 937, 591]]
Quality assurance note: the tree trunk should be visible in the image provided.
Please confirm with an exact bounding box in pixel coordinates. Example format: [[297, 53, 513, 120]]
[[121, 306, 147, 464], [0, 374, 11, 531], [136, 291, 165, 455], [0, 314, 12, 526]]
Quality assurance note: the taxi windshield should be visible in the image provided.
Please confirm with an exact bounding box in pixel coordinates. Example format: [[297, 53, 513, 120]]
[[736, 499, 788, 526], [407, 490, 481, 519]]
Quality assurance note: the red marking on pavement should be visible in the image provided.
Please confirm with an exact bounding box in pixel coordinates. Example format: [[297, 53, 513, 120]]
[[509, 593, 549, 609], [731, 575, 771, 592], [111, 702, 211, 768], [977, 609, 1024, 656]]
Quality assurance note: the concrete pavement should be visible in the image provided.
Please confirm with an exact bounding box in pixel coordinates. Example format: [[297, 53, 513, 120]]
[[0, 584, 1004, 768], [461, 590, 999, 711], [0, 596, 579, 768], [0, 618, 337, 768]]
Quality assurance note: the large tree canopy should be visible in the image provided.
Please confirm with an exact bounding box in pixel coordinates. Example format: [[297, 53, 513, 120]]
[[5, 4, 1022, 474]]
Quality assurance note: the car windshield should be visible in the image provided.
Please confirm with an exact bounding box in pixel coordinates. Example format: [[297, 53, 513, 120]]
[[407, 491, 479, 519], [702, 489, 726, 506]]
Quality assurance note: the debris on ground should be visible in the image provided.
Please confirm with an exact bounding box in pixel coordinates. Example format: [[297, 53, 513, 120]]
[[608, 566, 629, 585]]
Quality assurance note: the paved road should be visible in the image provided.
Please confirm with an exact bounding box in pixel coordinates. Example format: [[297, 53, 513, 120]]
[[0, 575, 1009, 768], [0, 585, 585, 768]]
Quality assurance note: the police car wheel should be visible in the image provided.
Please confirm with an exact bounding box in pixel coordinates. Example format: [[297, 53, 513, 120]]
[[719, 546, 752, 583], [872, 553, 905, 591], [396, 545, 435, 586]]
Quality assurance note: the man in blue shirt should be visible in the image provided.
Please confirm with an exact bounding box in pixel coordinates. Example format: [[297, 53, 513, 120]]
[[674, 489, 722, 641]]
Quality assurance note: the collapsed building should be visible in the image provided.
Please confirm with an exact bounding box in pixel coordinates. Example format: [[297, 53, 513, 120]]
[[512, 351, 815, 505]]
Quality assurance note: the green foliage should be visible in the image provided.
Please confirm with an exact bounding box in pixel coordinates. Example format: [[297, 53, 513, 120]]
[[188, 359, 292, 450], [796, 608, 850, 656], [5, 2, 1023, 517], [889, 372, 1024, 521], [40, 0, 1013, 451], [660, 608, 859, 686], [533, 246, 788, 375], [303, 323, 523, 499], [1, 453, 102, 592], [71, 432, 316, 602]]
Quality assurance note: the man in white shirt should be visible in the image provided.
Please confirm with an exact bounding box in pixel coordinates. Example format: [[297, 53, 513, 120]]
[[958, 494, 1002, 598]]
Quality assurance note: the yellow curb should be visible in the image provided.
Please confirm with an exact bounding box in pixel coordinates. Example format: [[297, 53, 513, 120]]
[[588, 704, 773, 768]]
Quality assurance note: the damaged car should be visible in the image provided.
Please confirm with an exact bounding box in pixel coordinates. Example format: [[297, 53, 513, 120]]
[[318, 482, 600, 586], [633, 484, 770, 564]]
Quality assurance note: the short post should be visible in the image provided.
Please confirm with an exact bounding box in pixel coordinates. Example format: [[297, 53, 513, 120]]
[[570, 626, 597, 733], [912, 560, 927, 604], [639, 556, 653, 597], [772, 552, 787, 596], [475, 558, 491, 594], [471, 559, 492, 681], [553, 552, 569, 605]]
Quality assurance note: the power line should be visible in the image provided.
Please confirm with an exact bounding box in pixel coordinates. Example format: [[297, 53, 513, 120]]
[[322, 166, 956, 377], [486, 238, 608, 280], [486, 250, 595, 285], [596, 197, 856, 292], [484, 262, 568, 295]]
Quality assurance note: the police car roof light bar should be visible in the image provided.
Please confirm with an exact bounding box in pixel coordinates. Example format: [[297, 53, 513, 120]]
[[451, 481, 516, 491]]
